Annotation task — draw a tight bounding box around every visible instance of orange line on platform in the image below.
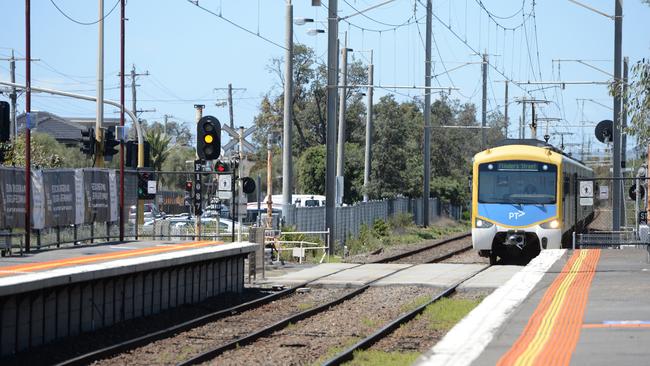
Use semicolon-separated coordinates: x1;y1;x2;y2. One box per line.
0;240;224;277
497;249;601;366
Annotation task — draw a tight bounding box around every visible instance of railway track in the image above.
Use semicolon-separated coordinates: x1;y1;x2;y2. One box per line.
49;234;476;366
321;267;489;366
372;232;473;264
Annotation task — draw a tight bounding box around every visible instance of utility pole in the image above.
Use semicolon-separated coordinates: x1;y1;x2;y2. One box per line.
25;0;32;252
520;97;526;139
363;50;374;202
95;0;105;168
423;0;432;227
282;0;294;216
481;52;487;148
163;114;174;135
267;133;273;229
228;83;234;129
127;64;150;117
325;0;338;252
337;32;350;183
504;80;509;138
119;0;125;242
0;51;34;137
612;0;622;231
621;56;628;168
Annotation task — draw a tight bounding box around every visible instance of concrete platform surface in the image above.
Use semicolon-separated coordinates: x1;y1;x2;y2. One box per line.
458;265;522;290
374;264;487;288
263;263;360;285
418;248;650;366
0;240;257;296
312;263;410;287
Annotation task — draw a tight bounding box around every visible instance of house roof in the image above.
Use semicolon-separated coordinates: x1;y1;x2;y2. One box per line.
16;112;119;142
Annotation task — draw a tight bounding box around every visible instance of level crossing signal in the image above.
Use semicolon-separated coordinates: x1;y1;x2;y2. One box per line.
197;116;221;160
80;127;95;156
103;127;120;160
214;159;231;173
137;170;155;200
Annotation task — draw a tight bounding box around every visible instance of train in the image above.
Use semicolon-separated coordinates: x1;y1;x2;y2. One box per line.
471;139;594;264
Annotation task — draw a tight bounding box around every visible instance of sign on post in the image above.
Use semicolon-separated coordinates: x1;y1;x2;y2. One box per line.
579;180;593;206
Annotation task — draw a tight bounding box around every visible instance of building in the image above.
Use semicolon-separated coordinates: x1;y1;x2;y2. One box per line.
16;111;119;146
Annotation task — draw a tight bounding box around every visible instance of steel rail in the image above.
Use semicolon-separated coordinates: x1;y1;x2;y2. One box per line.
321;265;490;366
178;240;476;365
371;232;471;263
54;264;362;366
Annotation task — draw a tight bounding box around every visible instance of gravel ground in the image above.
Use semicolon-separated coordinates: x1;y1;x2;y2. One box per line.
205;286;439;366
369;290;489;354
345;233;470;264
440;245;490;264
92;287;350;366
0;289;271;366
390;236;474;264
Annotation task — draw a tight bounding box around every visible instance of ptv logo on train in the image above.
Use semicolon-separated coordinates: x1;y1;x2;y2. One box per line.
508;210;526;220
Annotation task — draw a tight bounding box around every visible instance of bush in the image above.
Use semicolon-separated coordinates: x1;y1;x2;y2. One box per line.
372;219;389;237
389;213;413;231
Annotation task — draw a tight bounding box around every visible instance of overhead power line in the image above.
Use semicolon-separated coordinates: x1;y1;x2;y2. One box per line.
186;0;287;50
50;0;120;26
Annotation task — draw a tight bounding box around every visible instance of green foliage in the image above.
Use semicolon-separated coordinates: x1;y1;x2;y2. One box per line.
617;59;650;145
161;145;196;190
422;297;483;331
297;145;326;195
347;350;421;366
145;129;172;172
2;132;91;168
372;219;389;237
430;176;470;205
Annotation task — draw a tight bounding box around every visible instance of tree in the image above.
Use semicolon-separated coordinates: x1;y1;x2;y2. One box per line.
145;129;172;172
620;59;650;144
1;133;91;168
161;145;196;190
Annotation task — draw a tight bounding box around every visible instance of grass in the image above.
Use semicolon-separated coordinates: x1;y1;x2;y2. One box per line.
345;350;421;366
296;302;314;311
346;296;483;365
311;337;361;366
360;316;380;328
345;215;469;257
399;295;432;313
422;297;483;331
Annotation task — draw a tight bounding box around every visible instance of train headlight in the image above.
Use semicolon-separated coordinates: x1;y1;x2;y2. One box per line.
475;218;494;228
540;219;560;229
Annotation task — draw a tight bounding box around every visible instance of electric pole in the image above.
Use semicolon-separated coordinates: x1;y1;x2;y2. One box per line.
337;32;350;184
325;0;339;252
0;51;35;138
128;64;150;117
228;83;234;129
283;0;294;216
96;0;105;168
612;0;623;231
622;56;628;168
520;97;526;139
363;50;374;202
504;80;509;138
423;0;432;227
481;52;487;149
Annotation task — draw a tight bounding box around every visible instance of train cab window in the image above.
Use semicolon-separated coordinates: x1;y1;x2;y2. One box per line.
478;160;557;205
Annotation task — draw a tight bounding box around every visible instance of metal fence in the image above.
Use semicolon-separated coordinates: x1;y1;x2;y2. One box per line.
282;196;461;245
575;176;650;248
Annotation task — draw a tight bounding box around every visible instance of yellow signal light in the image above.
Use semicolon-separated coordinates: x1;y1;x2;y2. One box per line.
204;134;214;144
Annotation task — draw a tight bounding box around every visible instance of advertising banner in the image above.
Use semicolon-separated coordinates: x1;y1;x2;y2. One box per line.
83;169;117;223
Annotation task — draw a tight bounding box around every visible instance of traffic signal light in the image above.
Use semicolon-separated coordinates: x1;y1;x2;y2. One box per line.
80;127;95;156
126;140;151;168
137;170;156;199
0;101;9;143
103;127;120;160
242;177;256;194
197;115;221;160
214;159;231;173
185;180;193;192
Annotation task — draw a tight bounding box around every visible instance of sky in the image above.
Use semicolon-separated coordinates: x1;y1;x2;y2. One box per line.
1;0;649;159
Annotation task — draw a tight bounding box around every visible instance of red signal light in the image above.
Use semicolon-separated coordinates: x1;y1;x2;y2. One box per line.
216;161;227;172
185;181;193;191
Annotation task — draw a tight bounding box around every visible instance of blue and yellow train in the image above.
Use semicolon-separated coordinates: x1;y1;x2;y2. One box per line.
471;140;594;264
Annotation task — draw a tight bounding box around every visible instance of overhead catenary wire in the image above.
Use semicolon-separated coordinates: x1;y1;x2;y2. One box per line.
50;0;120;26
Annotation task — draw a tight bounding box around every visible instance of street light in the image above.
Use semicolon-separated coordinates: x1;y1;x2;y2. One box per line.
307;29;325;36
294;17;314;25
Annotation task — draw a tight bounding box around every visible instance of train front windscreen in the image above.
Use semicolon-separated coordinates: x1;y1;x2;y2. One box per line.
478;160;557;205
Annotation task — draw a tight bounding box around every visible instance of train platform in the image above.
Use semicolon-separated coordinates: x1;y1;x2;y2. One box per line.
0;239;257;356
417;247;650;366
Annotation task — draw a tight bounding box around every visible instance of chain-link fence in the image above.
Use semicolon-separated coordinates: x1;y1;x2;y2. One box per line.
575;176;649;248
